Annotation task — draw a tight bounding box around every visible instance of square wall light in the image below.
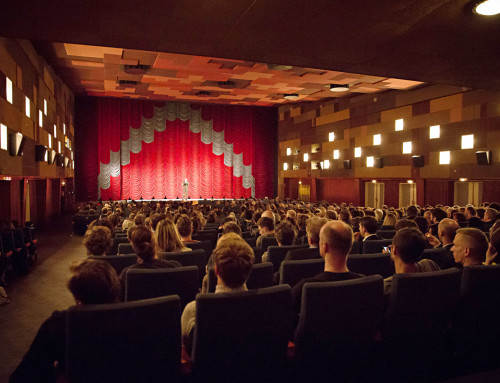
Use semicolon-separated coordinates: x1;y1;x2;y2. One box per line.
430;125;440;139
324;159;330;169
286;147;291;156
366;156;374;167
373;134;381;145
1;124;7;150
395;119;404;131
403;141;412;154
439;151;450;165
283;163;288;171
329;132;335;142
333;150;340;159
354;147;361;158
44;99;47;115
39;110;43;127
462;134;474;149
6;77;13;104
303;153;309;162
25;97;30;118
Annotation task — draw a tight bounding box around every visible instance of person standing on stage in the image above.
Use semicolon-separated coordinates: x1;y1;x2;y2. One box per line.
182;179;189;200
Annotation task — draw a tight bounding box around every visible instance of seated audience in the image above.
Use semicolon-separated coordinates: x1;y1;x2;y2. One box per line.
356;216;381;242
262;220;297;262
120;225;181;286
181;233;255;352
156;219;192;253
122;213;136;230
380;212;397;230
284;217;327;261
395;218;418;231
465;206;483;229
83;226;113;256
429;208;447;235
483;208;499;232
384;228;440;295
10;260;121;383
423;218;459;269
176;215;199;244
451;227;489;267
291;221;364;315
485;229;500;265
256;216;275;248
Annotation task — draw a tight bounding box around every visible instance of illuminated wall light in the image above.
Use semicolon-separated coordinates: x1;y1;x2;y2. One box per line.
6;77;13;104
371;180;377;183
407;180;414;184
54;124;57;138
58;141;61;153
39;110;43;127
459;178;468;182
439;151;451;165
298;180;302;185
329;132;335;142
63;123;66;135
474;0;500;16
402;141;412;154
44;150;48;162
333;149;340;159
430;125;440;139
354;147;361;158
286;147;291;156
72;160;75;169
48;134;52;149
25;97;30;118
0;124;7;151
71;151;73;160
324;159;330;169
366;156;375;167
303;153;309;162
44;99;47;115
461;134;474;149
373;134;381;145
283;162;288;171
395;118;404;131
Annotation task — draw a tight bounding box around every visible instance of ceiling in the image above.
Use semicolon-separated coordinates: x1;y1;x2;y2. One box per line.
1;0;499;105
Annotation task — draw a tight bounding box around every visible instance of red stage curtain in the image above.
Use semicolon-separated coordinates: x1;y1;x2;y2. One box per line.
75;98;276;201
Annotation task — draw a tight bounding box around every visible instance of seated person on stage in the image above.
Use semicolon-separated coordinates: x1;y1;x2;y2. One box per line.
291;221;364;315
181;233;255;353
10;260;121;383
284;217;328;261
354;216;382;243
451;227;489;267
256;217;275;248
120;225;181;287
176;215;200;244
83;226;113;256
262;220;297;263
384;228;440;296
156;219;192;254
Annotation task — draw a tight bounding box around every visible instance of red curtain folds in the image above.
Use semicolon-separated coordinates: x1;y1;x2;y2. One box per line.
75;97;276;201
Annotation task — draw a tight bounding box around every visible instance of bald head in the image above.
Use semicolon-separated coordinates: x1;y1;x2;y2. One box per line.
438;218;459;244
319;221;353;257
261;210;275;222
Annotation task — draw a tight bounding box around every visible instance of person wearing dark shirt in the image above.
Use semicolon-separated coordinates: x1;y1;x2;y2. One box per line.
10;260;121;383
292;221;364;315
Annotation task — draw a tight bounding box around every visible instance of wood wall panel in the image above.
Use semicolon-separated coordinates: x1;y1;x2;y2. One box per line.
316;178;361;205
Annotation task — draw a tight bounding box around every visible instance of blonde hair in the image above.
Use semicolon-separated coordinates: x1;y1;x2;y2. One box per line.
156;219;186;253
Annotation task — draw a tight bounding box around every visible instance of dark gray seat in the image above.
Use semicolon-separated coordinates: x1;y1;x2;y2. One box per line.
118;242;134;255
362;239;392;254
88;254;137;275
279;258;325;286
347;253;395;279
206;262;274;293
160;249;206;285
266;244;308;272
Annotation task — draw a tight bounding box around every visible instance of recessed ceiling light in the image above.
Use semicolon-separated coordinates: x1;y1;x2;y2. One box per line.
284;93;299;100
473;0;500;15
330;84;349;92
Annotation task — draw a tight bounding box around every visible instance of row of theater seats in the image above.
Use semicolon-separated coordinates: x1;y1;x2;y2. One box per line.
0;226;37;279
62;265;500;382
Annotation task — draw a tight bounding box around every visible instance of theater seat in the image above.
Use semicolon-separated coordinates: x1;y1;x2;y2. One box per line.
160;249;206;286
88;254;137;275
362;239;392;254
266;244;308;272
347;253;395;279
279;258;325;287
66;296;181;383
191;285;293;382
118;243;134;255
206;263;274;293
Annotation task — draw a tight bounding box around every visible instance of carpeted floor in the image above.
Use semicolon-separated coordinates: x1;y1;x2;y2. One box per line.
0;216;87;382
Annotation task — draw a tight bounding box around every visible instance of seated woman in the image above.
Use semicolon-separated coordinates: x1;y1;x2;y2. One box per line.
119;225;181;286
156;219;192;254
379;212;397;230
83;226;113;256
10;260;121;383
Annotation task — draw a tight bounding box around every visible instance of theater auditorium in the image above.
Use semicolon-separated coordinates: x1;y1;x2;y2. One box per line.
1;1;500;382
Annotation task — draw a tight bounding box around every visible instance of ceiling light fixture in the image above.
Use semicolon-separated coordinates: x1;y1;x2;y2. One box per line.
283;93;299;100
330;84;349;92
473;0;500;15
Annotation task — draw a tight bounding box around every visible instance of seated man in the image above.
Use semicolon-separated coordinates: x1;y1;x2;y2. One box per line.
429;208;447;236
356;216;382;243
291;221;364;315
256;216;275;248
451;227;489;267
423;218;460;269
485;228;500;265
384;228;440;296
176;214;199;244
10;260;121;383
262;220;297;263
483;208;499;232
181;233;255;352
285;216;328;261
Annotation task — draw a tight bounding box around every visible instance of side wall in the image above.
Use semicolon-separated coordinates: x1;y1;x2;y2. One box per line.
278;85;500;206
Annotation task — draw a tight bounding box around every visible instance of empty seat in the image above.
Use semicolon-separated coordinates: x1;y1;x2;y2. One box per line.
279;258;325;287
88;254;137;275
66;296;181;383
125;266;198;309
191;285;293;382
362;239;393;254
294;275;384;381
206;262;274;293
347;253;395;279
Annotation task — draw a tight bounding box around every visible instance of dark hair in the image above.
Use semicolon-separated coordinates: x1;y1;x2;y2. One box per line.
176;215;193;237
222;221;242;236
83;226;113;256
406;205;419;218
413;216;429;234
392;228;426;264
431;208;447;222
275;221;297;246
257;217;274;231
395;218;418;231
128;225;156;260
359;216;378;234
67;260;120;304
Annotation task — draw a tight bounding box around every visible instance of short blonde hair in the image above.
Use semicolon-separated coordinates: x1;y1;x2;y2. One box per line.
214;233;255;288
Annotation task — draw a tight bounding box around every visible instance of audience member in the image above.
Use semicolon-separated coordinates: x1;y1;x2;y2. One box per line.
176;215;199;244
181;233;254;353
256;217;275;248
122;213;136;230
380;213;397;230
10;260;121;382
394;218;418;231
485;229;500;265
451;228;489;267
356;216;381;242
83;226;113;256
384;228;440;295
423;218;459;269
156;219;192;253
483;208;499;232
262;220;297;262
429;208;447;235
291;221;364;315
